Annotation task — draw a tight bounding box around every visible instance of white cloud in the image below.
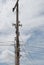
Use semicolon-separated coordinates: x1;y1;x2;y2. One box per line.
20;0;44;29
0;49;15;63
0;0;44;65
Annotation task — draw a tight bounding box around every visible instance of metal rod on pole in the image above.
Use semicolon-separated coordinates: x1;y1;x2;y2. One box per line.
12;0;22;65
15;0;20;65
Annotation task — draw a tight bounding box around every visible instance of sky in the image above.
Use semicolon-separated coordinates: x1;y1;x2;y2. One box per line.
0;0;44;65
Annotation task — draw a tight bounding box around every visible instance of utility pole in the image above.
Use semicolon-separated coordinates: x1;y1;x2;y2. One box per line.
12;0;22;65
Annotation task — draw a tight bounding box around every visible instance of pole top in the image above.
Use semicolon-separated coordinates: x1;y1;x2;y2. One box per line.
12;0;19;12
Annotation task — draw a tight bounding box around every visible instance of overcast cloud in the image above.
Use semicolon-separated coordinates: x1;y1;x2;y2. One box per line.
0;0;44;65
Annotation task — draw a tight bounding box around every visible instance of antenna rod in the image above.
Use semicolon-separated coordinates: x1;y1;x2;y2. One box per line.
15;0;20;65
12;0;22;65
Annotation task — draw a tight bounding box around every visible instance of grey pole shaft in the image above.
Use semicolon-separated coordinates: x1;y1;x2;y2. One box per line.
15;0;20;65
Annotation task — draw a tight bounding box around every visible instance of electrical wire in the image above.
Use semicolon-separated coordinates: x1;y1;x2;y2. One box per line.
0;41;15;46
0;41;14;43
19;36;35;65
29;45;44;49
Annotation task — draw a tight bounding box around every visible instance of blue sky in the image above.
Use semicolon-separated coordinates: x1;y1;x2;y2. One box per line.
0;0;44;65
